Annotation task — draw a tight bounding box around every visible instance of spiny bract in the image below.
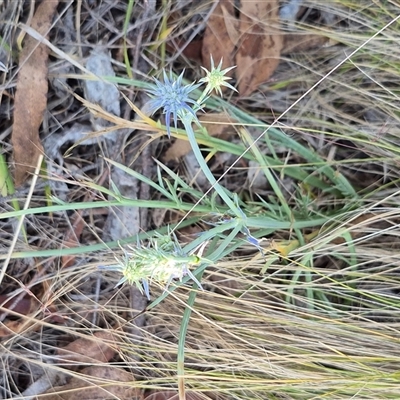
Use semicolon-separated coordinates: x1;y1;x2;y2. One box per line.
100;234;205;300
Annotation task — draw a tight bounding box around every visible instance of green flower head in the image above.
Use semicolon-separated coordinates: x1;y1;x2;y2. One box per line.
199;57;238;97
99;235;205;300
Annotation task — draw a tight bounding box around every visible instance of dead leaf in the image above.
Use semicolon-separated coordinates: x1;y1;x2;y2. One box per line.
201;0;237;78
0;293;41;338
163;139;192;162
202;0;282;96
164;113;238;162
12;0;59;185
167;39;203;63
61;212;85;268
57;331;116;367
43;366;141;400
199;112;238;138
0;320;27;338
236;1;283;95
282;33;331;54
145;391;203;400
151;207;168;228
0;294;36;315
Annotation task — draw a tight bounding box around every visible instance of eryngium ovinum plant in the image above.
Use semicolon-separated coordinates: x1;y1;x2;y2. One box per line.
100;59;265;300
98;58;266;299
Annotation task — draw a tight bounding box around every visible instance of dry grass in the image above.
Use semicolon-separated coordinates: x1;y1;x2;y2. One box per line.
1;1;400;399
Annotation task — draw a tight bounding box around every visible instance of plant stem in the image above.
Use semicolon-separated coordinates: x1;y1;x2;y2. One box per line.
182;115;243;218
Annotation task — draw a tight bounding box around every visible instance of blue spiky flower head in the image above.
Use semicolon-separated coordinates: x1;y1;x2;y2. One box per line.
147;70;201;137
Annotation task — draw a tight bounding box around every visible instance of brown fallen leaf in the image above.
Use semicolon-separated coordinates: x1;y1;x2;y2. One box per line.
0;294;37;315
163;138;192;162
145;391;203;400
282;33;331;55
60;212;85;269
202;0;282;96
201;0;237;81
167;39;203;63
0;319;27;338
199;112;238;138
12;0;59;186
43;366;141;400
163;112;238;162
236;0;283;96
57;331;117;367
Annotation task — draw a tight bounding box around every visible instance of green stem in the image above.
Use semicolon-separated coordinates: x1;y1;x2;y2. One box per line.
182;115;242;218
176;224;242;400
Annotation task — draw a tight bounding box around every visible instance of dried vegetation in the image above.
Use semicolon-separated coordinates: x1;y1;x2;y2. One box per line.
1;1;400;399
